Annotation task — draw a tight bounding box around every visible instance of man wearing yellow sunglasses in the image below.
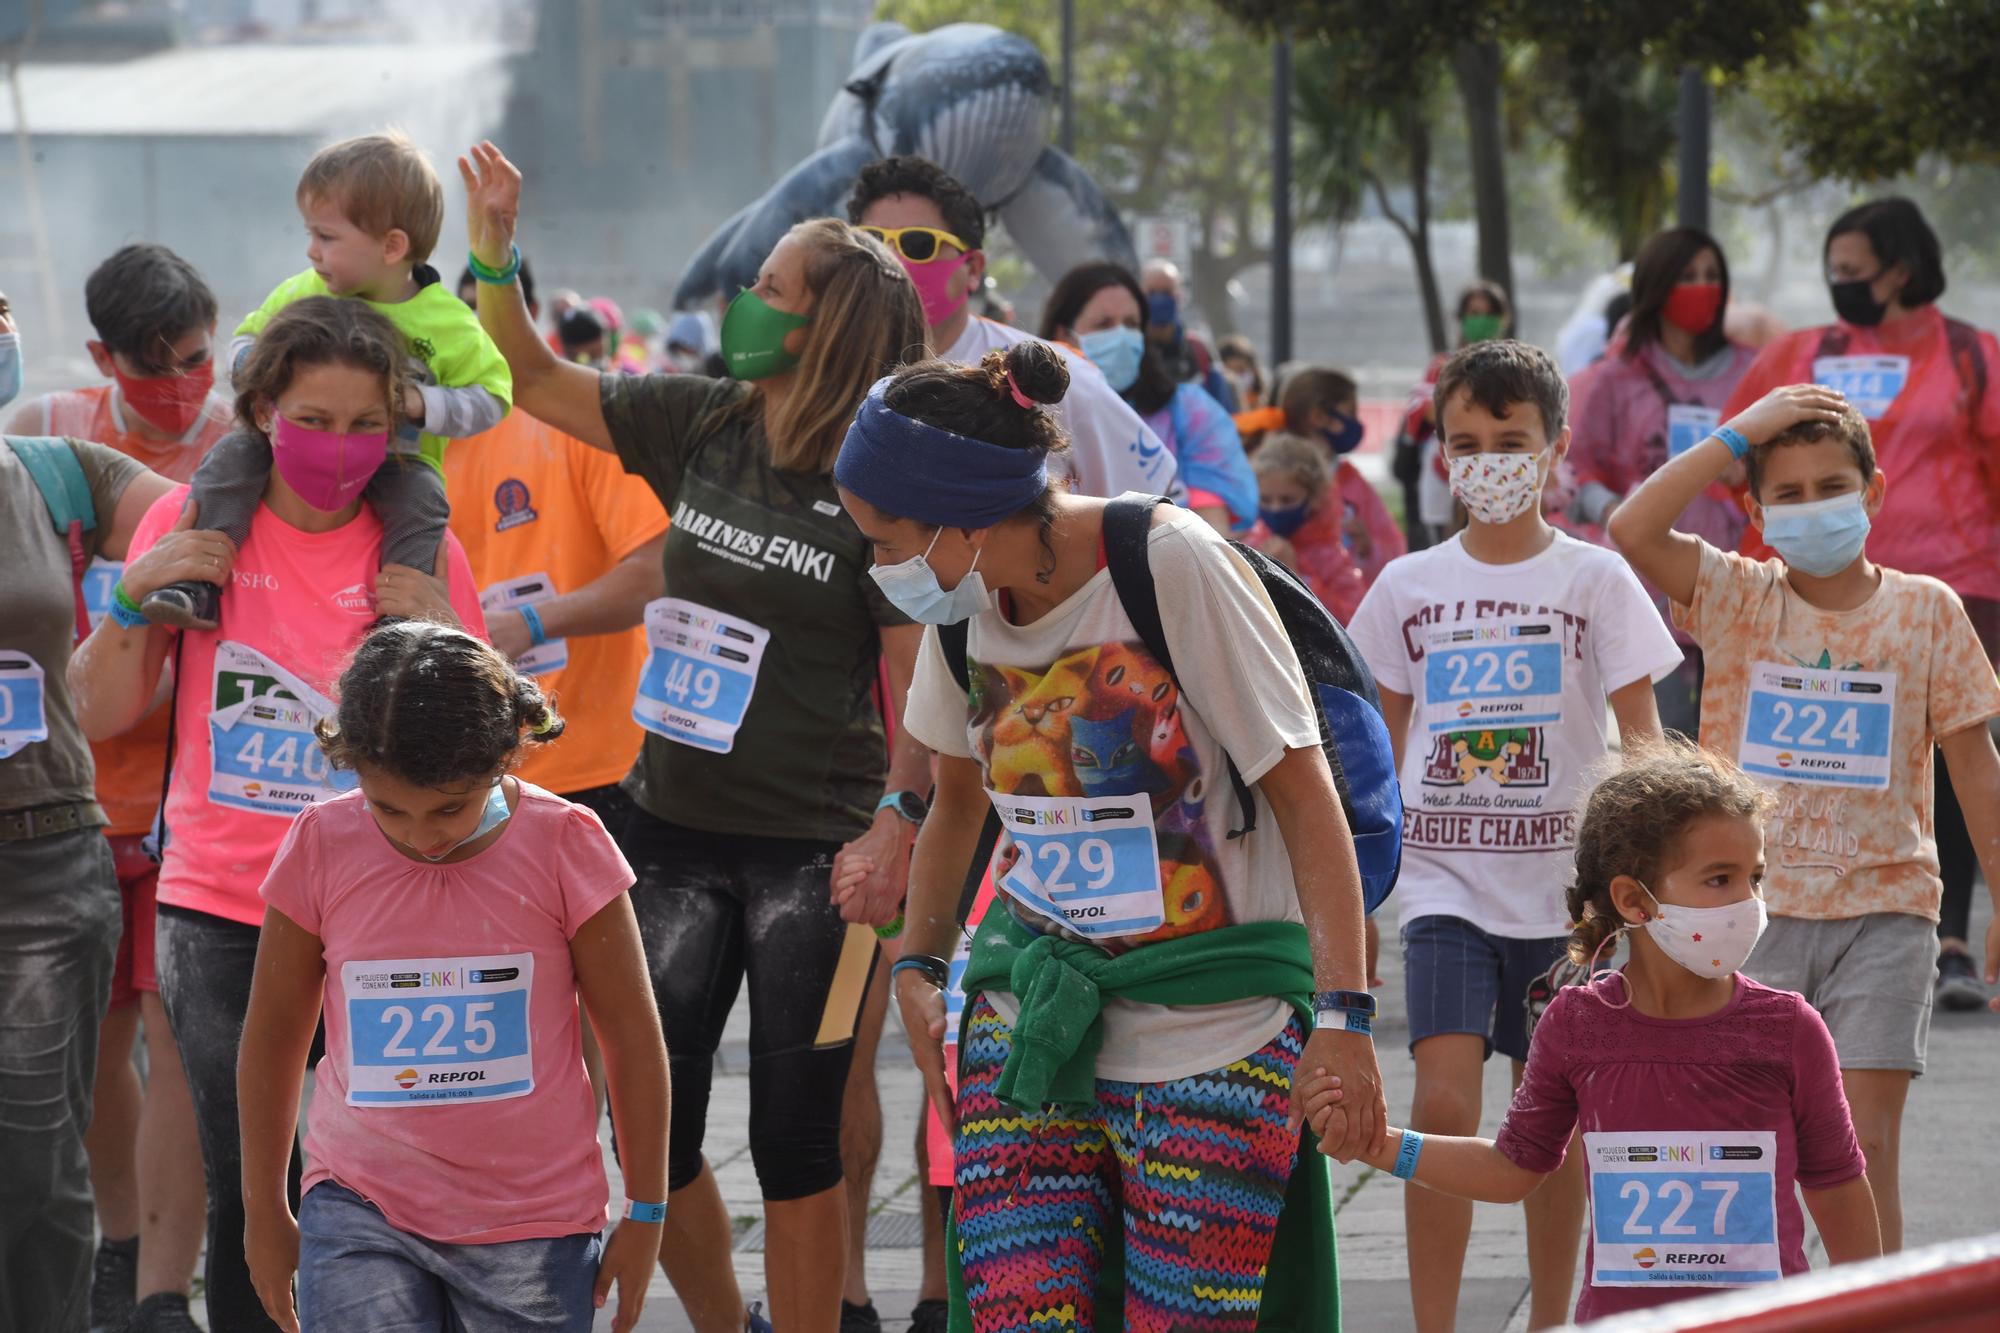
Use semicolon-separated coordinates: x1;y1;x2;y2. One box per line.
847;157;1181;505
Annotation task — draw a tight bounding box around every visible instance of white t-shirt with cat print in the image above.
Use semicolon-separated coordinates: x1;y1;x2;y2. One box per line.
904;504;1319;1083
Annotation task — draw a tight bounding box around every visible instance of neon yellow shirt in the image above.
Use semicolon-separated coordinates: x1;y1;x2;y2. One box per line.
237;269;513;472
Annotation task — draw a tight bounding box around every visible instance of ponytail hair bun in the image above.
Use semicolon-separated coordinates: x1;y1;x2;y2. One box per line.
997;340;1070;410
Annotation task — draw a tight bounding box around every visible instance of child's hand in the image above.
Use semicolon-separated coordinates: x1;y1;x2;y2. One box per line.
403;385;425;425
459;141;522;272
245;1205;302;1333
1286;1065;1346;1138
1723;383;1849;450
375;564;456;624
593;1219;660;1333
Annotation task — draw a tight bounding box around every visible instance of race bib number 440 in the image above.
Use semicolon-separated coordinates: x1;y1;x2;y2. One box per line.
633;598;769;754
987;790;1164;940
342;953;534;1106
1739;662;1894;790
1586;1131;1780;1288
207;641;356;815
1423;617;1565;733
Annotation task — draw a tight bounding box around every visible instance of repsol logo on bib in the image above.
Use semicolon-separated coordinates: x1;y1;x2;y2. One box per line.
671;501;837;582
1664;1253;1729;1265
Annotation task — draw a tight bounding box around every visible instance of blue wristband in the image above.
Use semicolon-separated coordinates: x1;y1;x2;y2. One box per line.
518;604;547;647
624;1199;667;1224
107;591;148;630
1392;1130;1424;1181
1713;425;1750;460
1316;1006;1373;1036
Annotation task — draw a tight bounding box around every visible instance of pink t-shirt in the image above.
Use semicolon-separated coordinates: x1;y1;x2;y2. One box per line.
261;783;634;1244
1495;974;1864;1323
127;487;488;926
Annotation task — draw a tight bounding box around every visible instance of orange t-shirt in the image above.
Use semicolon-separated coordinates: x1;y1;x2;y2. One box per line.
19;385;236;834
445;410;668;797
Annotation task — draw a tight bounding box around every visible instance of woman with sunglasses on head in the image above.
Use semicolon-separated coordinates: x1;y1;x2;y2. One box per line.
1720;197;2000;1017
1039;261;1259;535
461;142;932;1333
1565;227;1757;738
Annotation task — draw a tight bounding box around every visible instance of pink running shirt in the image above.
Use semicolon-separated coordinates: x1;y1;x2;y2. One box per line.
262;783;634;1244
126;487;487;926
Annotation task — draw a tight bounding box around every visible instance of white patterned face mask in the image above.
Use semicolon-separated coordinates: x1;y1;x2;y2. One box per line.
1448;449;1546;525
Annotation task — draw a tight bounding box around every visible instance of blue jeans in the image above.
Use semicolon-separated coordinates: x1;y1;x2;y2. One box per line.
297;1182;602;1332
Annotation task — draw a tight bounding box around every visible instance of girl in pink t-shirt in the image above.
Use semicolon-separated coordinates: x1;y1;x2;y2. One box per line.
237;621;668;1333
1299;743;1883;1324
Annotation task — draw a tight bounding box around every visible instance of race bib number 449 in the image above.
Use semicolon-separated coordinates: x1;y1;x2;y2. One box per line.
1739;662;1894;790
633;598;769;754
1587;1131;1780;1288
342;953;534;1106
1422;617;1565;733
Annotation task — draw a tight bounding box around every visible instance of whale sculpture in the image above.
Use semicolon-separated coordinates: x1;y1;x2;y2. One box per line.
674;20;1139;310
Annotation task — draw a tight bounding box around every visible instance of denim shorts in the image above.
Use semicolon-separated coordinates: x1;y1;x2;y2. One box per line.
297;1181;603;1332
1402;913;1568;1061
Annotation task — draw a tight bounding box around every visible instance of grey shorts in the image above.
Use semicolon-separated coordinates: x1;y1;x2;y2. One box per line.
1746;913;1938;1074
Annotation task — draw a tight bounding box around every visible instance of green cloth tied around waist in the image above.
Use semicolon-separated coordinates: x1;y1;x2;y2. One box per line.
957;908;1317;1114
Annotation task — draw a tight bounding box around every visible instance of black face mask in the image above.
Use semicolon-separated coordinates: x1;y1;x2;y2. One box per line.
1830;275;1889;328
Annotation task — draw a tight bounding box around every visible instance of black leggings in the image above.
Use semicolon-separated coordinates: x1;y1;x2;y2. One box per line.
156;905;320;1333
619;808;872;1202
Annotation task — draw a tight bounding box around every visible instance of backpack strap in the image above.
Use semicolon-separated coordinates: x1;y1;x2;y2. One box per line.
932;618;999;924
7;436;97;640
938;620;971;694
1943;316;1989;409
1102;494;1260;838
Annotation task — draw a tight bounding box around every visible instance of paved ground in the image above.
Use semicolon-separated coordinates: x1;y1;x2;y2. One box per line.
627;889;1999;1332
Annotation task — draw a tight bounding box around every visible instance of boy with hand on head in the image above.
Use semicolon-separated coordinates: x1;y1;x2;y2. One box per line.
142;130;511;628
1608;383;2000;1253
1347;339;1683;1333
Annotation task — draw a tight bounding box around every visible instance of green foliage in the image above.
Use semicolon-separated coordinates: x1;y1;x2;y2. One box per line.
1756;0;2000;180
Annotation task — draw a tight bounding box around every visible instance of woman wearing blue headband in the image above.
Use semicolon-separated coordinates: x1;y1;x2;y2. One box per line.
837;339;1377;1332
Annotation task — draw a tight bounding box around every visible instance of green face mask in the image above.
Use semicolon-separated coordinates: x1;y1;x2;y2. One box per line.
1461;312;1504;344
720;288;810;381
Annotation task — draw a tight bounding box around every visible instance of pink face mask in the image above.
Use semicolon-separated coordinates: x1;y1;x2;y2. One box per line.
269;412;389;512
900;250;972;327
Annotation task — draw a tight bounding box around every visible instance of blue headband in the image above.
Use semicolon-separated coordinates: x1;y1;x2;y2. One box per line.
834;378;1050;528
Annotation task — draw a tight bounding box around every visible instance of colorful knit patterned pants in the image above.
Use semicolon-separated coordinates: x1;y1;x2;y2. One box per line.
953;996;1305;1333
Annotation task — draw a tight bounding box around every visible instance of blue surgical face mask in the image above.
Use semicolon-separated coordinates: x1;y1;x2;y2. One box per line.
1145;291;1179;330
1079;326;1145;394
418;780;512;862
0;332;21;411
1760;492;1871;577
869;526;993;626
1319;412;1365;456
1259;502;1310;537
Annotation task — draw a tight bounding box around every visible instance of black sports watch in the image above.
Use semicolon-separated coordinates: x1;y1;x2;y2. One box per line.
876;790;929;825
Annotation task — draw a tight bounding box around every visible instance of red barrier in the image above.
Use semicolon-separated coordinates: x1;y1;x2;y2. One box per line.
1574;1232;2000;1331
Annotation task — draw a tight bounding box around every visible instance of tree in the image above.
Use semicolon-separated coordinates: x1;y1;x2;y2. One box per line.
1757;0;2000;180
881;0;1275;334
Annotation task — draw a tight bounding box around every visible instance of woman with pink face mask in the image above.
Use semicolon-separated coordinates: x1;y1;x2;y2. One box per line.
68;295;488;1333
1566;228;1759;737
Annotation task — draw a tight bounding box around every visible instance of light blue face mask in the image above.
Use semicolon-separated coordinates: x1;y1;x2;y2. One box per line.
418;780;512;862
1079;325;1145;394
868;526;992;626
0;332;21;412
1760;492;1871;577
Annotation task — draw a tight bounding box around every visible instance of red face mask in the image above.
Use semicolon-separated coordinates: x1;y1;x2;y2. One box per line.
1661;283;1724;336
115;357;215;435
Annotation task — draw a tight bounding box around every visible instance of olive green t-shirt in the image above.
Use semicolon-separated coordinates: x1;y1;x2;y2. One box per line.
601;374;908;841
1;437;146;817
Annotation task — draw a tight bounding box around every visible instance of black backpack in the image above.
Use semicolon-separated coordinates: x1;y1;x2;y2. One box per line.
939;495;1402;915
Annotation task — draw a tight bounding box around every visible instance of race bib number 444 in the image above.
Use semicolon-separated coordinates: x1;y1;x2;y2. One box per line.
1586;1131;1780;1288
1739;662;1894;790
1423;617;1565;733
1813;355;1908;420
987;790;1164;940
342;953;534;1106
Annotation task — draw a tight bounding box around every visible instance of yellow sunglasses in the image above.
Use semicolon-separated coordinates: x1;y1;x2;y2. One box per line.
857;224;970;264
